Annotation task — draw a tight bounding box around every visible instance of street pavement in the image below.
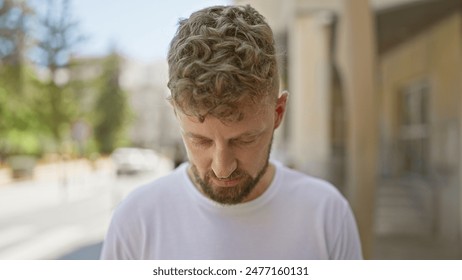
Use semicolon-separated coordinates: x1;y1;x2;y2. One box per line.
0;157;173;260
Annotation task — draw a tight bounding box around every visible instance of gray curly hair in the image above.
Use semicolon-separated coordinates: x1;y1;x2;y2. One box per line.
167;5;279;122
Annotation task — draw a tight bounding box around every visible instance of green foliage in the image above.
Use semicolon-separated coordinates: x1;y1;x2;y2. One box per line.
3;130;42;156
93;53;132;154
0;0;30;156
0;66;44;157
0;0;84;157
1;0;133;159
32;78;78;143
0;0;30;66
31;0;84;149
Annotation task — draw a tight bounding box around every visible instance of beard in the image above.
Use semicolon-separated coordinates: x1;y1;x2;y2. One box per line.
190;138;273;205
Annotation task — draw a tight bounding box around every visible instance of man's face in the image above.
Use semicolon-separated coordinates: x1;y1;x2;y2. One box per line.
176;94;287;205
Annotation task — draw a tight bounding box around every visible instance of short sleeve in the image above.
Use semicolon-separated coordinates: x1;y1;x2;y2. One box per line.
328;202;363;259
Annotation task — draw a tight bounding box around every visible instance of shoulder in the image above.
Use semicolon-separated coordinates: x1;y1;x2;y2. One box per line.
277;163;345;199
274;163;362;259
274;162;349;211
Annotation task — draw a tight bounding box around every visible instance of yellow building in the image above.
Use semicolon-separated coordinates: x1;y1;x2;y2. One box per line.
235;0;462;259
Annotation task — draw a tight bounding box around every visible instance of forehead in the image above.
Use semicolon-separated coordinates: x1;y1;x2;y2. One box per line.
173;92;276;122
177;103;273;138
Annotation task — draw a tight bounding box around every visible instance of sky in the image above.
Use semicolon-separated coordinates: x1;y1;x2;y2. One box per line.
69;0;231;63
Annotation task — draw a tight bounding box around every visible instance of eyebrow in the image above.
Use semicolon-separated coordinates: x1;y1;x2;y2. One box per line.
184;132;209;139
231;130;264;140
183;129;265;140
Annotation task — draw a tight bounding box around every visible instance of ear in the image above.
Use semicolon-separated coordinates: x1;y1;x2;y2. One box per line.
274;91;288;129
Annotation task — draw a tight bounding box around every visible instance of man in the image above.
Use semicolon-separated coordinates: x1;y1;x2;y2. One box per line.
100;4;362;260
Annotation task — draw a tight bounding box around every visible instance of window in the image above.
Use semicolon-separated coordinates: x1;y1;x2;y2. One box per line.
398;80;430;176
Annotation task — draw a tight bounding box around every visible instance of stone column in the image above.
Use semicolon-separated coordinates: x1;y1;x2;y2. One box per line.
336;0;378;259
456;6;462;256
288;11;334;180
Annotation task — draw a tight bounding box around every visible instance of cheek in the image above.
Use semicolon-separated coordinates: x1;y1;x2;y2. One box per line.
237;141;272;174
184;142;211;169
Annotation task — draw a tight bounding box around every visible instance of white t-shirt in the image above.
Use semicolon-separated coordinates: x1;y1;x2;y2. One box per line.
100;161;362;259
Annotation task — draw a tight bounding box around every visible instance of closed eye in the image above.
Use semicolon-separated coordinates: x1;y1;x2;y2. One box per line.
190;137;213;147
231;137;257;146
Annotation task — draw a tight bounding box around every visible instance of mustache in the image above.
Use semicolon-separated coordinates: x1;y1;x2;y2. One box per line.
206;168;247;180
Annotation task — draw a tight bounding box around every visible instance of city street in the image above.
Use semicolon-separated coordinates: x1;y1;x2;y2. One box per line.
0;157;173;260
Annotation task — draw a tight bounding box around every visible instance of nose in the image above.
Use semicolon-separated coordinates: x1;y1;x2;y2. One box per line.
211;145;237;179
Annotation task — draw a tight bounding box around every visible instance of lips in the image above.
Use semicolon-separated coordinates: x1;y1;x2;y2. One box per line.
211;177;242;187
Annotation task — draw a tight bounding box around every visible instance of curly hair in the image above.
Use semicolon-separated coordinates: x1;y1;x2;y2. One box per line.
167;5;279;122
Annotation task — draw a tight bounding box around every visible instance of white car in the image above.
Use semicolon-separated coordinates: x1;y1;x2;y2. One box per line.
111;147;159;175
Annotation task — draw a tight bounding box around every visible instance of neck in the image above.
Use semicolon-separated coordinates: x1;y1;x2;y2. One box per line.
242;162;275;202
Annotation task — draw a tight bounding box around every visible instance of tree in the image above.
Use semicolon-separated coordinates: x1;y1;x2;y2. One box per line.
93;52;131;154
0;0;30;89
0;0;38;158
32;0;84;149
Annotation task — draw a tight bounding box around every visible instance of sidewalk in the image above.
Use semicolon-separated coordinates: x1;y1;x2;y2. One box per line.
0;168;10;185
372;179;462;259
58;242;103;260
374;234;461;259
0;157;113;187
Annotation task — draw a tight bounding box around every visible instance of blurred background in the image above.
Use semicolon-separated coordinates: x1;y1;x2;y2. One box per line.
0;0;461;260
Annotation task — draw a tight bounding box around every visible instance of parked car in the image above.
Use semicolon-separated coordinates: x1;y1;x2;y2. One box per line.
111;147;159;175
